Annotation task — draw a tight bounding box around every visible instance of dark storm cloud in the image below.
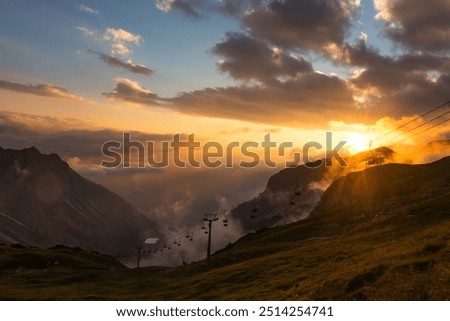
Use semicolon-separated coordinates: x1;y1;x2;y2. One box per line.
212;32;313;83
103;78;161;105
242;0;360;52
0;80;84;100
88;50;153;76
375;0;450;52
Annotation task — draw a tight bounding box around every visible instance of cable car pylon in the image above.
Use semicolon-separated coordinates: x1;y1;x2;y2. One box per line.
203;213;219;265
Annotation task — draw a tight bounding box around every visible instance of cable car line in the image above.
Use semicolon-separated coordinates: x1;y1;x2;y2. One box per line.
373;100;450;143
381;109;450;147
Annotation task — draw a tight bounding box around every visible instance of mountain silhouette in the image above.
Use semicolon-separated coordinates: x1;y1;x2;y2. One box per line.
0;146;155;255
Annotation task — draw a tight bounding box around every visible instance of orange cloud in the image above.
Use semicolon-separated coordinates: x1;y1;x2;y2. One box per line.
0;80;85;101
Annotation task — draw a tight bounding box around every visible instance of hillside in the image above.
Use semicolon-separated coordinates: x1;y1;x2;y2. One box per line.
0;146;155;256
231;147;394;231
313;156;450;214
0;244;127;300
2;156;449;300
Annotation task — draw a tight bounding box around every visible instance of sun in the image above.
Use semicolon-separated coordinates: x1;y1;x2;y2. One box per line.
346;132;371;154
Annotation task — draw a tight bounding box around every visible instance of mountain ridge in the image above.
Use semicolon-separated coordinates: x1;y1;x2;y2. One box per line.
312;156;450;215
230;146;394;230
0;146;156;256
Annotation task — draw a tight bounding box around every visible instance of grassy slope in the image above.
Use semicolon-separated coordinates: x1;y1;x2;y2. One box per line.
1;158;450;300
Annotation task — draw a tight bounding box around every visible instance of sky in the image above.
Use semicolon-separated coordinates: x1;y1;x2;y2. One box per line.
1;0;448;133
0;0;449;263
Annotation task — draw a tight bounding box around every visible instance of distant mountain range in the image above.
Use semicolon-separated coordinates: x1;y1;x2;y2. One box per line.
0;146;155;256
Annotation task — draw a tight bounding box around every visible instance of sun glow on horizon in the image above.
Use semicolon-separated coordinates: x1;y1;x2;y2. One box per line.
346;132;372;154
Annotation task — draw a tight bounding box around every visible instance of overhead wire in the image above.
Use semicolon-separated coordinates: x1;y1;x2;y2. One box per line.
372;100;450;144
366;101;450;151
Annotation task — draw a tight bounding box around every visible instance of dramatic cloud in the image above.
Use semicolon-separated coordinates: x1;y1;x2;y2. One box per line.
370;75;450;118
212;32;312;84
342;41;450;89
124;0;450;129
102;72;360;126
242;0;360;52
88;50;153;76
0;80;84;101
337;40;450;116
342;41;450;72
147;0;365;126
79;4;99;16
169;72;358;126
374;0;450;52
103;78;160;105
155;0;360;52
